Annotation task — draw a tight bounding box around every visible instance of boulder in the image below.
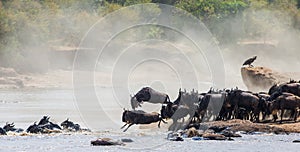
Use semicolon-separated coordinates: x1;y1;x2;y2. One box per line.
202;133;227;140
91;138;124;146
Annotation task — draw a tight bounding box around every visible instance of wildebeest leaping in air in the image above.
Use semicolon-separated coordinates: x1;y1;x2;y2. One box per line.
242;56;257;67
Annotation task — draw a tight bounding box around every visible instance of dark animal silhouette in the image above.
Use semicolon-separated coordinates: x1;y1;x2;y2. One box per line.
269;82;300;97
196;93;226;122
121;109;166;132
242;56;257;67
130;87;170;109
0;127;6;135
61;118;81;131
269;94;300;123
3;122;23;133
27;116;61;133
227;89;261;122
26;122;43;133
161;102;192;131
38;116;50;125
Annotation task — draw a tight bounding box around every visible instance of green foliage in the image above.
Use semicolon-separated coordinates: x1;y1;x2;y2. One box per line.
0;0;300;71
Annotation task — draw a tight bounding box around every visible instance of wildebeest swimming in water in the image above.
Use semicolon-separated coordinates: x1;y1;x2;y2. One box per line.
60;118;91;132
0;127;6;135
3;122;24;133
130;87;170;109
61;118;80;131
242;56;257;67
121;109;166;132
27;116;62;133
26;122;43;133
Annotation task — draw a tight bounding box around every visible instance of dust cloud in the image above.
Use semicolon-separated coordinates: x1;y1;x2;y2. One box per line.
1;3;299;92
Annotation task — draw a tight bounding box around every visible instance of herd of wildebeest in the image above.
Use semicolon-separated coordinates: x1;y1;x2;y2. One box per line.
0;116;90;135
122;79;300;132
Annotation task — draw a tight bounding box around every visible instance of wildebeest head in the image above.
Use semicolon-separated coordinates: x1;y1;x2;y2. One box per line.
130;95;141;110
38;116;50;125
122;109;129;123
26;122;40;133
61;118;78;131
3;122;15;132
160;105;167;119
268;83;280;95
160;103;175;119
61;118;71;129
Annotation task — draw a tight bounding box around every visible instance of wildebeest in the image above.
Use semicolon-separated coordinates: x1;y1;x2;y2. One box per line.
268;81;300;97
227;89;262;122
27;116;62;133
121;109;166;132
130;87;170;109
160;89;201;130
61;118;81;131
38;116;61;130
269;94;300;123
0;127;6;135
3;122;24;133
26;122;43;133
242;56;257;67
197;92;226;122
161;102;192;131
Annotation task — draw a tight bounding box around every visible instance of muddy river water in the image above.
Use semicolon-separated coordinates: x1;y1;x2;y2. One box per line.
0;89;299;152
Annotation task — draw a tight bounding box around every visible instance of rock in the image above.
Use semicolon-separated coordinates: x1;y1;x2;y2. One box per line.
167;132;184;141
292;139;300;143
221;130;242;138
208;126;227;133
168;136;184;141
241;66;288;92
202;133;227;140
186;127;200;137
121;138;134;143
91;138;124;146
191;137;204;141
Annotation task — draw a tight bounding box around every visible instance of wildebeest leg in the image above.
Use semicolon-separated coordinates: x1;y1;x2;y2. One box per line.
120;123;127;129
158;120;161;128
158;119;167;128
271;109;278;122
295;109;300;122
123;123;134;132
253;109;260;122
292;109;298;122
280;109;284;124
